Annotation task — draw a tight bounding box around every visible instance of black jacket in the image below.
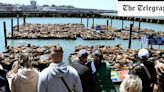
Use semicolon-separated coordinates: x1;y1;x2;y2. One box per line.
129;61;157;92
71;61;93;92
0;69;10;92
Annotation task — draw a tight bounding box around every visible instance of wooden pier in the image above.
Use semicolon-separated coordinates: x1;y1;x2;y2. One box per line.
0;11;164;24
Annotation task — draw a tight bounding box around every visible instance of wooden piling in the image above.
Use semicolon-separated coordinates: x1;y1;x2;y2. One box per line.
139;20;141;32
23;14;26;25
122;18;124;29
3;21;7;47
17;14;19;31
128;24;133;49
11;18;13;38
133;17;135;25
110;16;113;27
80;14;83;24
107;19;109;31
81;17;83;24
87;16;89;28
92;15;95;29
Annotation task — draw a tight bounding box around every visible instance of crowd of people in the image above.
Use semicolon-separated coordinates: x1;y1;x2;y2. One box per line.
0;45;163;92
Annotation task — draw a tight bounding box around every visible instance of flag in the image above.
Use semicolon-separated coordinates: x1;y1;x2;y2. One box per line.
141;36;148;44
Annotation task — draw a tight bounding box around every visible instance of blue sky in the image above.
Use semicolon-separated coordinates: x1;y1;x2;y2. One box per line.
1;0;117;10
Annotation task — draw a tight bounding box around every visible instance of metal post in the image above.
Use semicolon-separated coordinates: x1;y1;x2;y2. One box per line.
128;24;133;49
11;18;13;38
107;19;109;31
3;21;7;47
17;14;19;31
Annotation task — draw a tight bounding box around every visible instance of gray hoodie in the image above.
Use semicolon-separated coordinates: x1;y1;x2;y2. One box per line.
38;62;83;92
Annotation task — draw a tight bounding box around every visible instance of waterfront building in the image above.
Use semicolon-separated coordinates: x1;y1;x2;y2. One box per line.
0;3;17;11
30;0;37;9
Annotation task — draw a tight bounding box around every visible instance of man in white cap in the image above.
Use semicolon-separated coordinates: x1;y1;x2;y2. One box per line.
71;49;93;92
129;48;157;92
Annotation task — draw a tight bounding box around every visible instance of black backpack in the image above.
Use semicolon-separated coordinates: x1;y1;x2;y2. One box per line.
0;69;10;92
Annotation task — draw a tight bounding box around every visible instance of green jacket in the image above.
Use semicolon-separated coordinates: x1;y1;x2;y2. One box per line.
87;62;115;92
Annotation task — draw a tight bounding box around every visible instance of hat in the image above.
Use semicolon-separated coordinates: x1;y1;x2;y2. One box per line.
0;64;3;70
92;50;102;56
78;49;88;58
138;48;149;59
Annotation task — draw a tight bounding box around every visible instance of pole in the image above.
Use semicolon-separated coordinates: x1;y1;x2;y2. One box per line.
110;16;113;27
92;15;95;29
17;14;19;31
23;14;26;25
139;20;141;33
87;16;89;28
11;18;13;38
107;19;109;31
81;16;83;24
122;18;124;29
3;21;7;47
128;24;133;49
133;17;135;25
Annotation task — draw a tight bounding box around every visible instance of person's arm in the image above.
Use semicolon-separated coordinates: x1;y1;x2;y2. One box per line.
37;73;46;92
11;77;15;92
73;72;83;92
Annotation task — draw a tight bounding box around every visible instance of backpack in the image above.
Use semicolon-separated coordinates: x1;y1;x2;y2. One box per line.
140;64;161;92
0;70;10;92
129;62;161;92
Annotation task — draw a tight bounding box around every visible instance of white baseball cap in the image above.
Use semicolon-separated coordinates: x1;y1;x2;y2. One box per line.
138;48;149;59
78;49;89;58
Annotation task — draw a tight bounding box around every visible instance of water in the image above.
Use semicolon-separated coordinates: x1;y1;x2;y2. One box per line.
0;17;164;63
